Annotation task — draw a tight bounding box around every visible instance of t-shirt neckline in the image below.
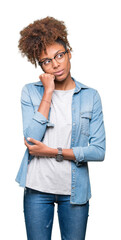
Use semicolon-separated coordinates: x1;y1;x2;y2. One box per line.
53;87;75;92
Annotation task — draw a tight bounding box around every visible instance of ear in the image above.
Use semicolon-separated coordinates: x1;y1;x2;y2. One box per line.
67;49;72;60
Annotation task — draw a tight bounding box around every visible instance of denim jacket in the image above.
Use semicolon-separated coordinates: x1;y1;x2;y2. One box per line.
15;77;106;205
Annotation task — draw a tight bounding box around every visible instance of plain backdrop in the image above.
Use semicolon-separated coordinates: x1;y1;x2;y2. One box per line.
0;0;121;239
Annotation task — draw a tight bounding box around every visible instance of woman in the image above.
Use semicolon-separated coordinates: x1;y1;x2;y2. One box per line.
15;16;106;240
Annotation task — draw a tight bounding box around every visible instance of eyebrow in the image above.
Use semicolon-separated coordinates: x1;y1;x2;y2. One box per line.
39;49;63;62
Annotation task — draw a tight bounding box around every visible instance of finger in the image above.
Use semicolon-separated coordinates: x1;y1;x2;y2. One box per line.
27;137;39;144
24;139;27;145
39;74;44;80
24;139;29;147
24;137;31;148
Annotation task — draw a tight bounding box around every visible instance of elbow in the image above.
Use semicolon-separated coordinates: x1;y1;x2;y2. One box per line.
100;152;105;161
101;150;106;161
94;137;106;162
97;147;106;162
23;130;33;145
23;128;37;145
99;140;106;162
23;129;30;141
23;127;45;143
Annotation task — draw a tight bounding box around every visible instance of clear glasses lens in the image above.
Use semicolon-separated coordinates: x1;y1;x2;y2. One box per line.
56;52;65;60
43;59;51;67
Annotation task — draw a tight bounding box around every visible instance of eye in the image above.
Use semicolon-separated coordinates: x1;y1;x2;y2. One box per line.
56;52;64;59
43;59;51;66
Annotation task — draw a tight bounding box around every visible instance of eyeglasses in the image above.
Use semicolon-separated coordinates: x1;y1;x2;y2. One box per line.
38;50;68;69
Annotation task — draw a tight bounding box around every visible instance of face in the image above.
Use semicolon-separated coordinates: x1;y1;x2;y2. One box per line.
39;42;71;81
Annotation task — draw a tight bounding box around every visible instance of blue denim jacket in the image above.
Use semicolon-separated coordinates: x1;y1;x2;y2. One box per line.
15;77;106;205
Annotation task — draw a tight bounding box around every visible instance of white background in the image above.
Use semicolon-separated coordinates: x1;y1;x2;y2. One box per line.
0;0;121;239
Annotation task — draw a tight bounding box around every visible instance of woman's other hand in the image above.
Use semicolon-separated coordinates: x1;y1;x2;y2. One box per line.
24;137;50;157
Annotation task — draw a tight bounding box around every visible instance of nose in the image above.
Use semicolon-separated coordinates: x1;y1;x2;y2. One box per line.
52;58;60;68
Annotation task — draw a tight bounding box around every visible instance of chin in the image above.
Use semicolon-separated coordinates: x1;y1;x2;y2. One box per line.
55;77;65;82
55;73;68;81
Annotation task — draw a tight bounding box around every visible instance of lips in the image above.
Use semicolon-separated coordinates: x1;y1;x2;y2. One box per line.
54;69;64;76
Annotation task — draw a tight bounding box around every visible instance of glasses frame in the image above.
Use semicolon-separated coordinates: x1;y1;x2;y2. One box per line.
38;49;69;67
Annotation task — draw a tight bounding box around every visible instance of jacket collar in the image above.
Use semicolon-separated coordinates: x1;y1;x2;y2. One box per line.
34;76;89;93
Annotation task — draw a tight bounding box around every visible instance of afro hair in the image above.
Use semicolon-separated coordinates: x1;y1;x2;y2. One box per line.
18;16;72;67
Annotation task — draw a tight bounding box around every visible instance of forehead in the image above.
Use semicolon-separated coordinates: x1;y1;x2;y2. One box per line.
40;42;65;59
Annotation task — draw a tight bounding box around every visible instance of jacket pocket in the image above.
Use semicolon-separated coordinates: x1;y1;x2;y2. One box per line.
80;111;92;137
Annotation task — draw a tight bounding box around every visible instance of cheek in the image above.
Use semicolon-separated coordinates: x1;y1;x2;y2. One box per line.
43;68;50;73
64;60;71;72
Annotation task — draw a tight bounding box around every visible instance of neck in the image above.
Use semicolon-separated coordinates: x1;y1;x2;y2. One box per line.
54;72;75;90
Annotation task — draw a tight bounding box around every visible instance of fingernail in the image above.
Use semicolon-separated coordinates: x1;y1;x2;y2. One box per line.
27;137;30;141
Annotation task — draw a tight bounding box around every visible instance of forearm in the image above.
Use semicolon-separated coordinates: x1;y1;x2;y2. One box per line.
47;144;105;166
47;147;76;161
21;86;54;144
72;144;105;164
37;89;53;119
70;90;106;166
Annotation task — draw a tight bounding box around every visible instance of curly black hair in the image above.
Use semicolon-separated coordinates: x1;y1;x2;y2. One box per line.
18;16;72;68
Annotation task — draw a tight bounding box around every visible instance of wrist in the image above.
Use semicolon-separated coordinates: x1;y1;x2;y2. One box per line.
44;89;54;94
47;147;58;157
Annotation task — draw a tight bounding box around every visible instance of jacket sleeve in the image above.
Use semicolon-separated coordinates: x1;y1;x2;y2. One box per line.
72;90;106;167
21;84;49;144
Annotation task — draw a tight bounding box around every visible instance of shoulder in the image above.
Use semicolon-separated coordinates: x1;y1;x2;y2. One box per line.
24;81;41;88
74;78;103;107
21;80;42;92
75;78;97;95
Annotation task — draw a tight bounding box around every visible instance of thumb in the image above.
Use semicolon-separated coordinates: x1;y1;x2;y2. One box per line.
27;137;38;144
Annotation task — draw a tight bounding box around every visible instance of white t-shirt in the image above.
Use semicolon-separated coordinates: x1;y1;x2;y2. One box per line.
25;87;75;195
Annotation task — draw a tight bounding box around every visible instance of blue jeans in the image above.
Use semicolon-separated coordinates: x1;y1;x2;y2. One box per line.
23;187;89;240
